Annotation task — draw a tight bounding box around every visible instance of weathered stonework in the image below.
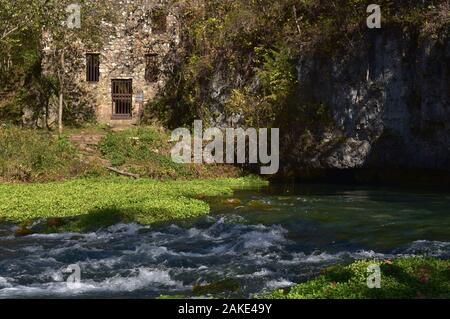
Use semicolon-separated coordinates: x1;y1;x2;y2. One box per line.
44;0;181;126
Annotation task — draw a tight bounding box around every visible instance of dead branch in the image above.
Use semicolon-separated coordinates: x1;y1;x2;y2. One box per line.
107;167;140;179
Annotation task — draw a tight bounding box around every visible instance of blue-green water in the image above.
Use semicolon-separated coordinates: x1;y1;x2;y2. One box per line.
0;184;449;298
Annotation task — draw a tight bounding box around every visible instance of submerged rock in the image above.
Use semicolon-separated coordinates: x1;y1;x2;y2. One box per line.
247;199;274;210
223;198;242;205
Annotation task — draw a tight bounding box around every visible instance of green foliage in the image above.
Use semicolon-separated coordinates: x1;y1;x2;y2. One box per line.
0;125;100;182
98;126;243;180
99;126;196;179
224;47;297;127
0;0;48;124
147;0;449;128
0;0;116;127
0;176;268;227
259;258;450;299
143;54;211;129
42;0;115;51
256;47;297;104
0;125;243;182
99;127;166;166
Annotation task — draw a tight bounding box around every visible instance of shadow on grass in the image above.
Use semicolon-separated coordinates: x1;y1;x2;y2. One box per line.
44;207;166;233
68;208;131;232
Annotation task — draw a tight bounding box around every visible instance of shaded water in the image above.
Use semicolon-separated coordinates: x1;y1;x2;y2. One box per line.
0;184;449;298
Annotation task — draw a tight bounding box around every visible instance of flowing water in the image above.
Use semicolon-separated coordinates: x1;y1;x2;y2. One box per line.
0;183;449;298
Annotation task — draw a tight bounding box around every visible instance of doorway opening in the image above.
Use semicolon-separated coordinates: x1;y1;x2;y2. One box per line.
111;79;133;119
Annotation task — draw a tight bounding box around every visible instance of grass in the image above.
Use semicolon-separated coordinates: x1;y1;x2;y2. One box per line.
99;126;167;169
0;176;267;231
0;125;262;232
0;125;103;182
99;126;241;180
0;125;242;183
259;258;450;299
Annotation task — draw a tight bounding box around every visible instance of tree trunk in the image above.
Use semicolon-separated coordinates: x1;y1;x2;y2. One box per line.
58;52;65;136
58;90;63;136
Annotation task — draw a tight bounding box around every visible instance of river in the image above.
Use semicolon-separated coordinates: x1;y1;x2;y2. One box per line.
0;183;449;298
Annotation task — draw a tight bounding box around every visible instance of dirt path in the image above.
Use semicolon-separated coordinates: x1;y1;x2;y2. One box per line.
69;133;109;166
69;132;140;178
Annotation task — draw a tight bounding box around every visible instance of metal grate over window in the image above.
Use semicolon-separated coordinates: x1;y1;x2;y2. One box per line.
112;79;133;118
86;53;100;82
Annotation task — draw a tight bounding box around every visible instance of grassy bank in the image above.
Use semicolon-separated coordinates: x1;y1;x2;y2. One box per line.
98;126;240;180
0;176;267;232
260;258;450;299
0;126;103;182
0;125;262;232
0;125;242;183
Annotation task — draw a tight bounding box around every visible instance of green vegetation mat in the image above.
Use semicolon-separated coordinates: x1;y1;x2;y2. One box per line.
0;176;267;230
260;258;450;299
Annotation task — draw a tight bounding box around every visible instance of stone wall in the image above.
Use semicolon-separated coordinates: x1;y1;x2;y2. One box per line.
43;0;181;126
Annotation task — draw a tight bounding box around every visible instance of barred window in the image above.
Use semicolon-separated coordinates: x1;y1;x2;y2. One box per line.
112;79;132;118
86;53;100;82
145;54;159;83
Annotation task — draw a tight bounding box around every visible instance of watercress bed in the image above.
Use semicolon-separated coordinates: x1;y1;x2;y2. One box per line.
0;176;267;231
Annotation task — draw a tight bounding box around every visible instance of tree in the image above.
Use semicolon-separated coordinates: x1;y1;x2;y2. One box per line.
0;0;115;128
41;0;115;135
0;0;42;88
0;0;42;42
0;0;46;124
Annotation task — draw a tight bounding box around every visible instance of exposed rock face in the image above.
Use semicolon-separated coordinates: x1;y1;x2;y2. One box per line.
199;28;450;182
285;29;449;177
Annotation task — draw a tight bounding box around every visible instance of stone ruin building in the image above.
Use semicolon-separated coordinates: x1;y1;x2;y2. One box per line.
42;0;181;127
